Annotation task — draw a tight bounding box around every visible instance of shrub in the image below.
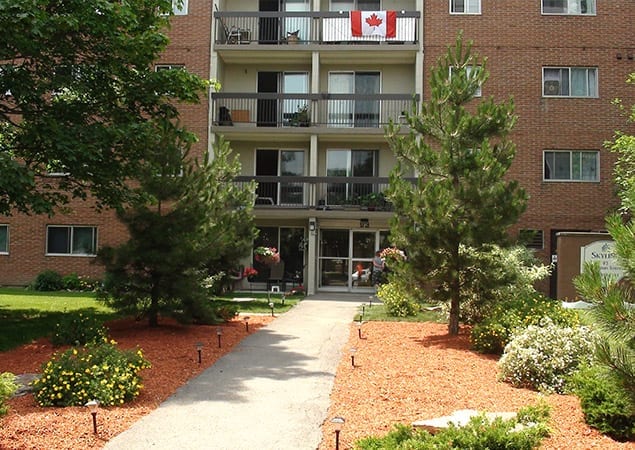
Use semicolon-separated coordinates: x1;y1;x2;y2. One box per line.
471;293;579;354
377;281;419;317
571;364;635;441
61;273;101;291
498;318;596;393
0;372;18;416
356;403;550;449
50;312;108;346
32;341;151;407
31;270;63;291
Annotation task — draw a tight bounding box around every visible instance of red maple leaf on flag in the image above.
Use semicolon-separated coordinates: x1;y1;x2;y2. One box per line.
365;13;383;28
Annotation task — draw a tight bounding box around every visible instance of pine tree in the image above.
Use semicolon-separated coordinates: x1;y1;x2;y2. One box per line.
385;33;527;335
98;133;257;327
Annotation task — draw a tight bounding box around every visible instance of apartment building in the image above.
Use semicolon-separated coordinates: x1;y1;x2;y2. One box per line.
1;0;633;298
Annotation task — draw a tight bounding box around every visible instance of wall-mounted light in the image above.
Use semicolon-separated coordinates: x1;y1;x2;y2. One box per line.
360;218;369;228
309;219;316;232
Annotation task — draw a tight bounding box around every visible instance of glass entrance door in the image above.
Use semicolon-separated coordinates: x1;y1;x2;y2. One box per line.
318;229;385;291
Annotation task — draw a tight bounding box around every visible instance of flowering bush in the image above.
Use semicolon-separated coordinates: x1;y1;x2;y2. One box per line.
254;246;280;265
498;317;597;393
243;267;258;278
380;246;406;262
0;372;17;416
32;340;151;407
377;281;418;317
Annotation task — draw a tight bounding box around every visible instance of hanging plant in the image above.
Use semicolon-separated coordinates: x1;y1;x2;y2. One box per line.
254;246;281;266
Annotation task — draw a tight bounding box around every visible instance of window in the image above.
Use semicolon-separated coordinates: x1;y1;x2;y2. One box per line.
255;149;305;205
450;66;482;97
543;67;597;97
172;0;188;15
450;0;481;14
519;229;544;250
0;225;8;254
330;0;380;11
542;0;595;15
46;226;97;256
544;150;599;181
326;149;377;205
328;72;380;127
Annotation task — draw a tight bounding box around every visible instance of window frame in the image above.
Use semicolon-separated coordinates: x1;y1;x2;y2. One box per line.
0;225;8;254
46;225;98;256
543;150;600;182
449;0;481;15
449;65;482;97
541;0;596;16
542;67;598;98
155;64;185;72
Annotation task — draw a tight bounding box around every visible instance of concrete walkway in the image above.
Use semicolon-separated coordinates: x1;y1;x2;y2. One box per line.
105;294;365;450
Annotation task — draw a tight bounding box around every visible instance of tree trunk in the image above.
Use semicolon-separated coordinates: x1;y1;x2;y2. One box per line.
448;242;461;335
148;282;160;327
448;289;460;335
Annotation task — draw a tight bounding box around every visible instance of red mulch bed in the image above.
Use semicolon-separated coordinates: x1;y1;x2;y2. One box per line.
1;318;633;449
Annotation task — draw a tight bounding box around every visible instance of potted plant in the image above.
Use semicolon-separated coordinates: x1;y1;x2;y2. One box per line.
360;192;385;210
290;104;310;127
254;246;280;266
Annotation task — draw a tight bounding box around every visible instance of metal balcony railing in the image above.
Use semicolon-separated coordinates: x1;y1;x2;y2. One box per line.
212;93;418;128
214;11;420;45
234;176;397;210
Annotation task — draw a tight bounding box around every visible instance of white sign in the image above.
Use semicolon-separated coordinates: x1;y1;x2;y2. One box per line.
580;240;625;280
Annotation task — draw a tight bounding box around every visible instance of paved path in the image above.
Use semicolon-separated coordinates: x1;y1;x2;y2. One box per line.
105;294;365;450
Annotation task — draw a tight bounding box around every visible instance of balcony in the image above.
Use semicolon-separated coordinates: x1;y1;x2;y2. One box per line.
214;11;420;47
212;93;418;129
234;176;400;212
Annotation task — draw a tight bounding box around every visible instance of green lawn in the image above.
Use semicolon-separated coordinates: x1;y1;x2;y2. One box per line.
0;288;303;352
0;288;119;352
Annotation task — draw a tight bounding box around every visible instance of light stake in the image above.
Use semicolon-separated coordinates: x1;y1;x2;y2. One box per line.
357;321;362;339
368;295;373;308
196;342;203;364
216;327;222;348
85;400;99;434
361;303;366;317
269;301;274;317
350;347;357;368
331;416;345;450
281;293;285;305
244;316;250;332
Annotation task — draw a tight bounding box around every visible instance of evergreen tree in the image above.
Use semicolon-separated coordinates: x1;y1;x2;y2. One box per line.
385;33;527;335
574;73;635;411
98;134;257;327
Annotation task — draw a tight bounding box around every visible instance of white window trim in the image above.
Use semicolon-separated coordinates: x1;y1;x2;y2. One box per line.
542;66;599;98
449;0;481;15
449;65;482;97
0;224;8;254
46;225;98;257
155;64;185;71
542;150;600;182
541;0;596;16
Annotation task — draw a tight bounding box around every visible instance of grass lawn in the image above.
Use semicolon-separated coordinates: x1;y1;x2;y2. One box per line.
0;288;304;352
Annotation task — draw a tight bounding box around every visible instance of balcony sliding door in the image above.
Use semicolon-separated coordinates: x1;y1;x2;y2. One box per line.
256;149;305;205
328;72;380;128
326;149;376;206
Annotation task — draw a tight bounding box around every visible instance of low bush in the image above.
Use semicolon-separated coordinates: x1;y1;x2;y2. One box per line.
377;281;419;317
50;312;108;346
356;403;550;449
0;372;18;416
570;364;635;441
471;294;579;354
61;273;101;292
31;270;64;291
498;318;596;393
32;341;151;407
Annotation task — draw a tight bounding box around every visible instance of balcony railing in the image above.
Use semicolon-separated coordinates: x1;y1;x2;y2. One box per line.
212;93;418;128
234;176;400;211
214;11;420;45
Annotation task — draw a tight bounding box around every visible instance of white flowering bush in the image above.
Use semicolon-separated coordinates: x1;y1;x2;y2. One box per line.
498;318;597;393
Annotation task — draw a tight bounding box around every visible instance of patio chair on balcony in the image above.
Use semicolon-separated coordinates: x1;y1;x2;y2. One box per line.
216;5;250;44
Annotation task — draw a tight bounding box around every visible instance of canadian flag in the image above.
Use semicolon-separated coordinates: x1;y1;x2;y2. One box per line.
350;10;397;38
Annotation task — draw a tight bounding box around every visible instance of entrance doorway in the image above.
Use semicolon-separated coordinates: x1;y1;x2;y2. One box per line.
318;229;389;292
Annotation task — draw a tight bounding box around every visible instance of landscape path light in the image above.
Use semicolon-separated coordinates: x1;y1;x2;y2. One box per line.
244;316;250;332
368;295;373;308
84;399;99;434
269;301;275;317
331;416;345;450
357;320;363;339
350;347;357;368
361;303;366;318
196;342;203;364
216;327;222;348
